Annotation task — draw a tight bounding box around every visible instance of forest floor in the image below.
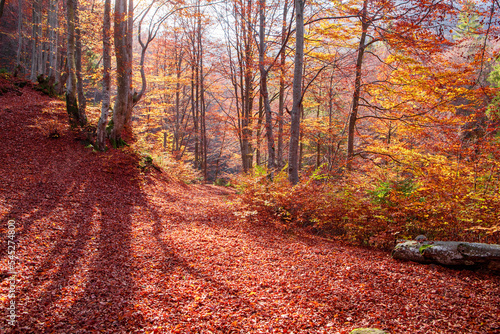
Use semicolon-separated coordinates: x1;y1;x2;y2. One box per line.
0;80;499;334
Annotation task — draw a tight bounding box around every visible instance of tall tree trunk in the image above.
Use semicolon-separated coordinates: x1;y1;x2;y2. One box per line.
96;0;111;151
316;106;321;169
327;76;334;170
48;0;60;81
256;94;263;166
191;58;199;168
288;0;304;184
346;0;369;170
16;0;23;72
173;38;183;154
259;0;275;171
66;0;84;125
242;0;254;172
30;0;41;81
112;0;133;143
227;0;255;173
198;5;208;180
277;0;289;169
75;0;86;118
124;0;134;124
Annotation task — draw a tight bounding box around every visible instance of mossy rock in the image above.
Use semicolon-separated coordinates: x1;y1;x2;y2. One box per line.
350;329;388;334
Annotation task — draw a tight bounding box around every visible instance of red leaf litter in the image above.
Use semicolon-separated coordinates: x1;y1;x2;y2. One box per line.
0;83;499;334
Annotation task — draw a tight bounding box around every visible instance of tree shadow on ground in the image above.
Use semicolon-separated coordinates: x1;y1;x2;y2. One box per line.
0;90;146;333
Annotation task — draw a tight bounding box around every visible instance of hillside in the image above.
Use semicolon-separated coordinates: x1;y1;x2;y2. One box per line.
0;80;499;333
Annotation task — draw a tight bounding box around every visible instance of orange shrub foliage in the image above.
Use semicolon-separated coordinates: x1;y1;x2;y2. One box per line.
239;152;500;250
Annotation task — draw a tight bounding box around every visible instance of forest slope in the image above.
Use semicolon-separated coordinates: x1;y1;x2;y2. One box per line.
0;81;499;333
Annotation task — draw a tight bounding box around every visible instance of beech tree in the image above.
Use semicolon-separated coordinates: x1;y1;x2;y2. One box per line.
288;0;305;184
258;0;275;171
47;0;60;84
111;0;134;144
220;0;258;173
277;0;290;169
66;0;86;125
96;0;111;151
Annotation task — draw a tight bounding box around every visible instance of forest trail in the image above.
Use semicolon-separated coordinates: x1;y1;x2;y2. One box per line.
0;83;499;333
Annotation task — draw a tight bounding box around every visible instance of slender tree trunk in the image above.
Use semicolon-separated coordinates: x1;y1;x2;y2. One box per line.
198;5;208;180
96;0;111;151
299;104;304;171
327;77;334;169
277;0;289;169
191;58;199;168
288;0;304;184
346;0;369;170
75;0;86;118
316;106;321;168
174;41;182;154
16;0;23;72
30;0;41;81
243;0;254;172
259;0;275;171
124;0;134;124
228;0;255;173
256;94;263;166
66;0;82;125
48;0;60;81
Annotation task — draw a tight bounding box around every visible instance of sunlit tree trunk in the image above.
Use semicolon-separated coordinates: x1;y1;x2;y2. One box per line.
198;2;208;180
241;0;255;172
48;0;60;82
96;0;111;151
258;0;275;171
346;0;368;170
224;0;256;173
277;0;289;169
75;0;86;118
173;35;183;154
112;0;134;143
288;0;304;184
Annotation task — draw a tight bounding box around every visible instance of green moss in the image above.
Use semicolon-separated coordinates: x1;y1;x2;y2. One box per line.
419;244;434;254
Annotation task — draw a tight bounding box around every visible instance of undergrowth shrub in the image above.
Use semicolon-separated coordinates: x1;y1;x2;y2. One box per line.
238;160;500;250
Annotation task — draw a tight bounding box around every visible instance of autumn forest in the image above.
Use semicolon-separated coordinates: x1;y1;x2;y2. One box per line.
0;0;500;332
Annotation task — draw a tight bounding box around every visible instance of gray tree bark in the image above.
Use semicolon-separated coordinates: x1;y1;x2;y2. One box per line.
346;0;369;171
75;0;86;118
277;0;289;169
15;0;23;71
30;0;41;81
258;0;275;171
111;0;134;144
288;0;304;184
48;0;60;82
96;0;111;151
66;0;86;125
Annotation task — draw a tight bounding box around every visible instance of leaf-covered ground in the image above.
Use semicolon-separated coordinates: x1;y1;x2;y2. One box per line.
0;82;499;334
